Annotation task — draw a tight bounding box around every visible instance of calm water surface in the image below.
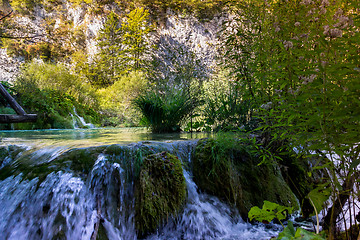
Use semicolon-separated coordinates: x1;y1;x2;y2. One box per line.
0;128;211;148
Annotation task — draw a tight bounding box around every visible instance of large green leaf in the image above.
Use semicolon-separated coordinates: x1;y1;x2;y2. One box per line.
307;184;331;214
277;221;326;240
248;201;293;223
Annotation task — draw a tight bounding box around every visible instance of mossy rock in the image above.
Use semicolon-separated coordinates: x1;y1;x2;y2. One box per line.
135;152;186;237
0;146;105;182
7;145;29;161
53;146;106;176
0;145;32;180
193;138;299;220
0;146;9;166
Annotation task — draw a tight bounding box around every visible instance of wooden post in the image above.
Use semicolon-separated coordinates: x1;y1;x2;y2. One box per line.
0;114;37;123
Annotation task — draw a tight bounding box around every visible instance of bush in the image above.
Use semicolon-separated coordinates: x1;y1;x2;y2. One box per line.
14;87;76;129
133;87;198;133
202;74;255;131
17;61;98;107
96;71;147;127
13;61;99;129
222;1;360;235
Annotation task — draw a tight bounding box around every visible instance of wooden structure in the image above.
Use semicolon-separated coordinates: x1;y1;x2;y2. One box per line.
0;84;37;123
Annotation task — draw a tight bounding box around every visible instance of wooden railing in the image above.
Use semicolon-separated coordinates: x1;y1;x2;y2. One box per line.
0;83;37;123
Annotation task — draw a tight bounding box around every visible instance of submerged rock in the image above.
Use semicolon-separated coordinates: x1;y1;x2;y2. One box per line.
193;138;299;220
135;151;186;237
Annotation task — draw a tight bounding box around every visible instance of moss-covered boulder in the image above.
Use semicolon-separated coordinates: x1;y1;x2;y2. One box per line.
135;152;186;237
193;138;298;220
53;146;105;176
0;145;105;182
0;145;29;164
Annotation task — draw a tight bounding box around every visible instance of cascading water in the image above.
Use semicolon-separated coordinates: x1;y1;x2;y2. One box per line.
146;170;280;240
71;107;95;129
0;135;282;240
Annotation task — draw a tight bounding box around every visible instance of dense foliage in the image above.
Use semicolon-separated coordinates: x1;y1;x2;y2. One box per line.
97;71;147;127
11;62;99;129
222;0;360;238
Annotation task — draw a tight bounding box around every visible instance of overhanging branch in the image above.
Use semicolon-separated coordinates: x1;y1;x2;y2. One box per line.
0;10;13;22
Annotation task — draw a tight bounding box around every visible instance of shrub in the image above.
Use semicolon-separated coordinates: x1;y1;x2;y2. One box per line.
16;61;98;108
133;87;198;133
96;71;147;127
202;74;255;132
13;61;100;129
222;0;360;236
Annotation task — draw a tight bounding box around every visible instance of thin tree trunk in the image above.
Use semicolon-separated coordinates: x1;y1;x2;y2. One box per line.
323;172;358;238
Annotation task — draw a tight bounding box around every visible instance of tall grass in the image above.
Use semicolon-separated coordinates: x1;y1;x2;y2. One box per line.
133;87;198;133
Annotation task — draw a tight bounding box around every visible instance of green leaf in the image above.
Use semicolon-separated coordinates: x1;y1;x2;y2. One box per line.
349;158;360;172
307;185;331;214
248;201;293;223
277;221;326;240
294;227;326;240
277;221;296;240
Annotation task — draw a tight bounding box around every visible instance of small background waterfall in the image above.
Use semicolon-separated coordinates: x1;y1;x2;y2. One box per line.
71;108;95;129
0;129;282;240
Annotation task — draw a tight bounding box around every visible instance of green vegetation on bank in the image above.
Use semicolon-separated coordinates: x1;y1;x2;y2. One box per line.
220;0;359;238
133;87;199;133
8;62;99;129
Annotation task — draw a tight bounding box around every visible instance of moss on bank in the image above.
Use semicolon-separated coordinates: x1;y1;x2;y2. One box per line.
0;145;105;182
193;138;299;219
135;151;186;237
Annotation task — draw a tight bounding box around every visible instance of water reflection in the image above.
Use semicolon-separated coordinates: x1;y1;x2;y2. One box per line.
0;128;211;148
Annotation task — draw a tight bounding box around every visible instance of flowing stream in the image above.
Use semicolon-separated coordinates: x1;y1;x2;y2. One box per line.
0;128;281;240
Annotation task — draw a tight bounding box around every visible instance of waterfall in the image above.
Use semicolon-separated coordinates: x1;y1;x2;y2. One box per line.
71;107;95;129
0;140;281;240
146;170;280;240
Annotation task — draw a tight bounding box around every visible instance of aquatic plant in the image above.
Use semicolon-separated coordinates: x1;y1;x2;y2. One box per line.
133;87;198;133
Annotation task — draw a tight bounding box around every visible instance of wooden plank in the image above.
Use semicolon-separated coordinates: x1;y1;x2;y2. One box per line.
0;84;27;115
0;114;37;123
